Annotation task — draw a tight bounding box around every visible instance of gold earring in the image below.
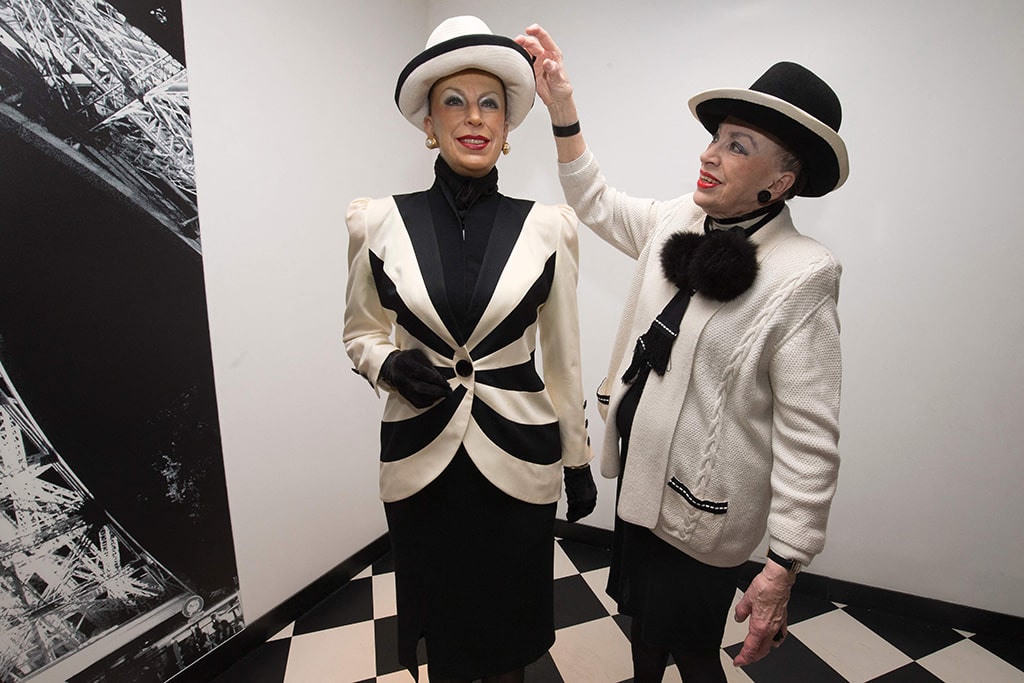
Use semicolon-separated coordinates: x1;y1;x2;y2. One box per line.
502;142;510;156
425;136;438;150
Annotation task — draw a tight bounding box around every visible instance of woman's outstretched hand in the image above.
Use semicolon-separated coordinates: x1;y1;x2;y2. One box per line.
517;24;584;162
515;24;574;109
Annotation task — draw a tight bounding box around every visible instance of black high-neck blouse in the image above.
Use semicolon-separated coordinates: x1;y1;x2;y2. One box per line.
428;156;501;345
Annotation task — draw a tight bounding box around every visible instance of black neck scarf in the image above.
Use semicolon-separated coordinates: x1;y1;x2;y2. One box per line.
433;156;498;221
621;202;783;384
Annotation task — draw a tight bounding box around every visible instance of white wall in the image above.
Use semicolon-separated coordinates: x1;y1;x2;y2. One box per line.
181;0;426;620
433;0;1024;617
183;0;1024;624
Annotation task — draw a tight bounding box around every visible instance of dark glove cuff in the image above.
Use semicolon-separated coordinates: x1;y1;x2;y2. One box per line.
564;463;591;473
377;350;400;387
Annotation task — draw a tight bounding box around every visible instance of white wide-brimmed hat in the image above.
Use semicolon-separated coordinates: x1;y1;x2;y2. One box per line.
688;62;849;197
395;16;536;132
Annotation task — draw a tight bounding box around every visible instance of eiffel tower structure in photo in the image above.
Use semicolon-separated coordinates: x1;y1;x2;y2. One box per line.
0;0;200;250
0;1;223;679
0;360;201;681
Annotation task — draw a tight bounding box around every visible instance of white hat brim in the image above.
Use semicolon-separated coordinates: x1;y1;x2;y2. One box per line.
396;38;536;132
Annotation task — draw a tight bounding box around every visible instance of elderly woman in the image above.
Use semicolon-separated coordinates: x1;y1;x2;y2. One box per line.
344;16;596;683
517;26;847;682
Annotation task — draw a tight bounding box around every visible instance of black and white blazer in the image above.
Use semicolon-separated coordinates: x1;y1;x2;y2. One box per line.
344;191;592;504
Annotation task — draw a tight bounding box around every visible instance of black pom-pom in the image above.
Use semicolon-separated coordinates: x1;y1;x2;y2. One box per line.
660;232;704;289
689;227;759;301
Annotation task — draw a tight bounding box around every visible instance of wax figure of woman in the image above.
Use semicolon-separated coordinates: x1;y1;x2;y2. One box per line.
344;17;597;683
517;25;847;682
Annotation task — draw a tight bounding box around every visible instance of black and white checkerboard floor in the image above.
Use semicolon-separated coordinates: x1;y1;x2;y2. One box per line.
213;538;1024;682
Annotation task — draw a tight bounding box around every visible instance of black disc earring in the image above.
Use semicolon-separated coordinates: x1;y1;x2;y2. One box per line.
757;190;772;204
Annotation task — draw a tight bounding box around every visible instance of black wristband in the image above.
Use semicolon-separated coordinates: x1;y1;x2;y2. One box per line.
766;548;801;573
552;121;581;138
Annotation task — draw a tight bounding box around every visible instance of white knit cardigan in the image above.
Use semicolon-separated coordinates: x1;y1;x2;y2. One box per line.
561;148;842;568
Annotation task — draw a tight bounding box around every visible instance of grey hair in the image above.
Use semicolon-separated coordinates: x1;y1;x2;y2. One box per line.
777;146;806;199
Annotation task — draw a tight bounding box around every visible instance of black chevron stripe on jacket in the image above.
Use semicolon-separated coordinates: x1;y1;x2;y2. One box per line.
344;190;591;504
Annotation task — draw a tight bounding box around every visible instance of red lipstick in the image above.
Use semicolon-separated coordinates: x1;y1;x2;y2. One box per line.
697;170;721;189
457;136;489;150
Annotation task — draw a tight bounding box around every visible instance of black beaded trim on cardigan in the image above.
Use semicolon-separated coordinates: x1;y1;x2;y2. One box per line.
668;477;728;514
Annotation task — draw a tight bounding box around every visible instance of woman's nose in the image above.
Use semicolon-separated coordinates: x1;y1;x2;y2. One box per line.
699;143;716;165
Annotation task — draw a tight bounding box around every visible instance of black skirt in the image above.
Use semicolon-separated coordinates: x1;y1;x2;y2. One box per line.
607;519;741;651
384;447;556;679
607;369;741;652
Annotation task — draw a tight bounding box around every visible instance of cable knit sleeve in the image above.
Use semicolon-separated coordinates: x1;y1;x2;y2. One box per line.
766;254;843;566
558;147;669;259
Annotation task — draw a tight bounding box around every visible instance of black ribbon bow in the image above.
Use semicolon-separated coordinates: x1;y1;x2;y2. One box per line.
621;204;781;384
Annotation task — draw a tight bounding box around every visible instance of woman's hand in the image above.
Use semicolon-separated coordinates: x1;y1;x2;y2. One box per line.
378;349;451;409
563;464;597;522
516;24;584;162
731;560;796;666
515;24;574;110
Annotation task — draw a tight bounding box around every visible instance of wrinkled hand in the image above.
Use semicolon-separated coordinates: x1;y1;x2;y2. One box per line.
732;562;795;666
379;349;451;409
563;464;597;522
515;24;574;108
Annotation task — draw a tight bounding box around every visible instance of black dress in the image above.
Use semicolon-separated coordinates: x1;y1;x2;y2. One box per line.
383;158;557;679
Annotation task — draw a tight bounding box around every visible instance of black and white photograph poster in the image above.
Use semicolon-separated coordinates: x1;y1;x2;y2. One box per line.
0;1;242;681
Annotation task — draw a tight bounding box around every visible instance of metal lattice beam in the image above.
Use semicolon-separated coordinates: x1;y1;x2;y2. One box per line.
0;0;199;247
1;362;189;680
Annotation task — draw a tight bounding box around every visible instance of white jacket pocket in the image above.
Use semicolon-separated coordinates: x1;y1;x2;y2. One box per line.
660;476;729;555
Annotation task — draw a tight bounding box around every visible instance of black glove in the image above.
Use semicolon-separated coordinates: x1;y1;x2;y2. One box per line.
564;464;597;523
379;349;452;409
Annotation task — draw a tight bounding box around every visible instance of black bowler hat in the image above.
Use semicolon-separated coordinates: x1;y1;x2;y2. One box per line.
688;62;849;197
